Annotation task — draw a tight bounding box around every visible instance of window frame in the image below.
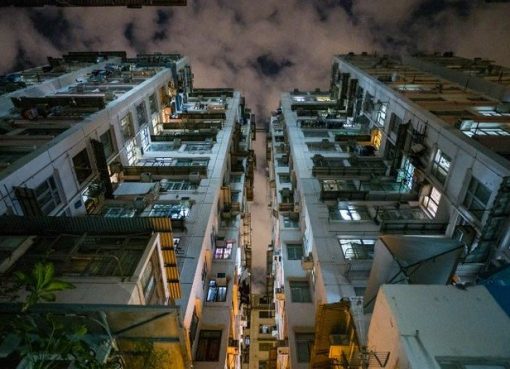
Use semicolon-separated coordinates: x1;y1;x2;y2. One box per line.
289;280;312;303
35;175;62;215
72;149;93;185
295;333;315;363
463;177;491;221
206;280;228;302
195;330;222;362
286;243;304;260
422;186;442;218
431;149;451;185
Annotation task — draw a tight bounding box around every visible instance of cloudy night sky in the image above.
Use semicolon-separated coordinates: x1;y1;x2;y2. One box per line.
1;0;509;122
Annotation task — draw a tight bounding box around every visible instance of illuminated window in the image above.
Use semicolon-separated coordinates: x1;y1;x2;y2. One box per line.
376;103;387;126
214;240;234;259
206;280;227;302
329;204;370;221
431;150;451;185
422;186;441;217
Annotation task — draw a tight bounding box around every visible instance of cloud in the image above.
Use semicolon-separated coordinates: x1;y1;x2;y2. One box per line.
0;0;509;121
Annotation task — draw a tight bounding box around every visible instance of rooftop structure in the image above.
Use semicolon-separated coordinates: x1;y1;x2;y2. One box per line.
369;284;510;369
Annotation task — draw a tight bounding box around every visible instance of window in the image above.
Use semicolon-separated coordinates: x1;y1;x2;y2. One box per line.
259;311;275;319
283;215;299;228
422;186;441;217
149;93;159;114
329;204;370;221
463;177;491;221
376;103;387;126
120;113;135;140
196;330;221;361
339;239;376;260
72;149;92;184
398;157;415;191
206;280;227;302
141;127;150;151
286;243;304;260
388;113;402;134
289;281;311;303
295;333;314;362
259;343;274;351
259;361;268;369
100;129;115;159
431;150;451;185
140;261;155;302
35;175;61;215
214;240;234;259
136;101;148;125
189;309;199;348
437;357;510;369
125;139;137;165
279;174;291;183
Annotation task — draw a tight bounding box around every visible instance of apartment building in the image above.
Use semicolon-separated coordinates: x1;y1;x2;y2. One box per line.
269;53;510;369
0;51;255;369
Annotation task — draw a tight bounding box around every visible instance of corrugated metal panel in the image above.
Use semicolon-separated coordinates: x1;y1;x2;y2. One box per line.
0;215;172;235
0;215;181;299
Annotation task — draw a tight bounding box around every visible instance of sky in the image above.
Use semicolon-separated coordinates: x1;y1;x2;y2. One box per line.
1;0;509;122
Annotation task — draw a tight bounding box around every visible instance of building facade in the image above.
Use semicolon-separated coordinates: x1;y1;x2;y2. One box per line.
269;53;510;369
0;51;255;369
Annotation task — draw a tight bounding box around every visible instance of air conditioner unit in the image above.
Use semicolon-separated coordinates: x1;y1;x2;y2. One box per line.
189;172;201;185
277;346;289;355
216;273;227;286
275;287;285;301
140;172;152;182
301;254;314;271
133;196;147;211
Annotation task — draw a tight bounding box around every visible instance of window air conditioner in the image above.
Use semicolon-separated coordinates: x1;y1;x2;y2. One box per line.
216;273;227;286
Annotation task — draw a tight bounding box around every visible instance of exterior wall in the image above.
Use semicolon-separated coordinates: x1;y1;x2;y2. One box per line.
368;285;510;369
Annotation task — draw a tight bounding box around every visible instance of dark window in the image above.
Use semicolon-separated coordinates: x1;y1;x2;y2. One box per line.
149;93;159;114
295;333;314;362
289;281;311;303
100;129;115;159
463;177;491;221
72;149;92;184
136;101;148;125
189;309;199;348
196;330;222;361
140;260;155;303
286;243;303;260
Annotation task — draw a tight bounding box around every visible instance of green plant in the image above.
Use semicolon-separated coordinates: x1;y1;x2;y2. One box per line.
14;262;75;311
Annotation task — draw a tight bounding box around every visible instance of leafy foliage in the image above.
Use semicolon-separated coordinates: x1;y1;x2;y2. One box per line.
13;262;75;311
